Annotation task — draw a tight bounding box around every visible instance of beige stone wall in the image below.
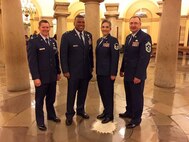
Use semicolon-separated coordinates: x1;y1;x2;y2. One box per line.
151;20;159;44
180;17;187;46
29;17;40;36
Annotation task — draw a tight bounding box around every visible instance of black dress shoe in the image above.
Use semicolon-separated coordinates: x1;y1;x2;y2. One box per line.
101;117;113;124
65;118;73;126
97;113;106;119
119;112;132;119
77;113;89;119
48;117;61;123
37;124;47;131
126;123;140;129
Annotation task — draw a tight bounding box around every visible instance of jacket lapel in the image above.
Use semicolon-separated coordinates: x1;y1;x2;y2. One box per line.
73;30;85;47
38;35;47;48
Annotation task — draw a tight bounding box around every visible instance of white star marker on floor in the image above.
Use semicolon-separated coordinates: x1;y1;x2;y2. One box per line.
91;119;117;134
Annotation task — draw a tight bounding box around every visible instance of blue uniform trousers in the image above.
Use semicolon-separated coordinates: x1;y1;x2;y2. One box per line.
35;81;57;125
124;80;145;124
66;78;89;119
97;75;114;118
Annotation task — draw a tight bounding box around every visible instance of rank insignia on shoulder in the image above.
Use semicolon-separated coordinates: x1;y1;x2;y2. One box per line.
114;43;120;50
145;41;152;53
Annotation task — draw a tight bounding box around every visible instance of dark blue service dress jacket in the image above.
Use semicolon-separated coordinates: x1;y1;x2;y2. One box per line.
96;34;119;76
27;34;61;84
60;30;94;80
120;29;152;81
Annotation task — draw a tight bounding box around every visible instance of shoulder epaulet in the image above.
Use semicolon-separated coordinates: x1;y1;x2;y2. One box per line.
84;31;91;37
65;30;72;34
30;35;38;40
62;31;71;36
84;30;91;34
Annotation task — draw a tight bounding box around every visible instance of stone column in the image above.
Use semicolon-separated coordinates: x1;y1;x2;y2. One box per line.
1;0;30;91
80;0;104;48
0;1;5;65
104;3;119;38
80;0;104;78
41;16;54;37
54;2;70;48
154;0;181;88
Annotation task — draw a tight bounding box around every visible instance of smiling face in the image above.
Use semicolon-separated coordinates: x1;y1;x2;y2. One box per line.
38;22;50;37
101;21;111;37
129;16;141;34
74;17;85;32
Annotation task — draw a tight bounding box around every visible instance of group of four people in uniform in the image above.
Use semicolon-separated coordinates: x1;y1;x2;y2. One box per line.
27;15;152;131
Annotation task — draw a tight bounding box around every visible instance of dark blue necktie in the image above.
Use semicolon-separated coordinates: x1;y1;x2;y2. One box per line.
45;38;50;45
79;32;84;45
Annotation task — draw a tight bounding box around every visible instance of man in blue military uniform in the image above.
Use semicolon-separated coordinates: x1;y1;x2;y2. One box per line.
119;16;152;128
60;15;93;126
27;20;61;131
96;19;119;123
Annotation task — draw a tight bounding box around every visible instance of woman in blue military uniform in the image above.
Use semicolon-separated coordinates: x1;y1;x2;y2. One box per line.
96;19;119;123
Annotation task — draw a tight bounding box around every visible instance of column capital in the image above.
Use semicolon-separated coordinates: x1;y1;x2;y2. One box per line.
156;1;164;16
41;16;54;26
104;3;119;18
54;2;70;18
80;0;104;3
54;12;70;18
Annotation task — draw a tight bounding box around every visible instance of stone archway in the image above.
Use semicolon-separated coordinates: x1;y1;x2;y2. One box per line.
123;0;159;44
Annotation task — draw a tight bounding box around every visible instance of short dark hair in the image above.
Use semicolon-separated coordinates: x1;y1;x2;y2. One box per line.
130;16;141;22
74;14;85;21
38;20;49;27
101;19;112;27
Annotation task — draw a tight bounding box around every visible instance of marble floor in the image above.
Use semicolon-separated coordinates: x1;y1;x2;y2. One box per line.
0;55;189;142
